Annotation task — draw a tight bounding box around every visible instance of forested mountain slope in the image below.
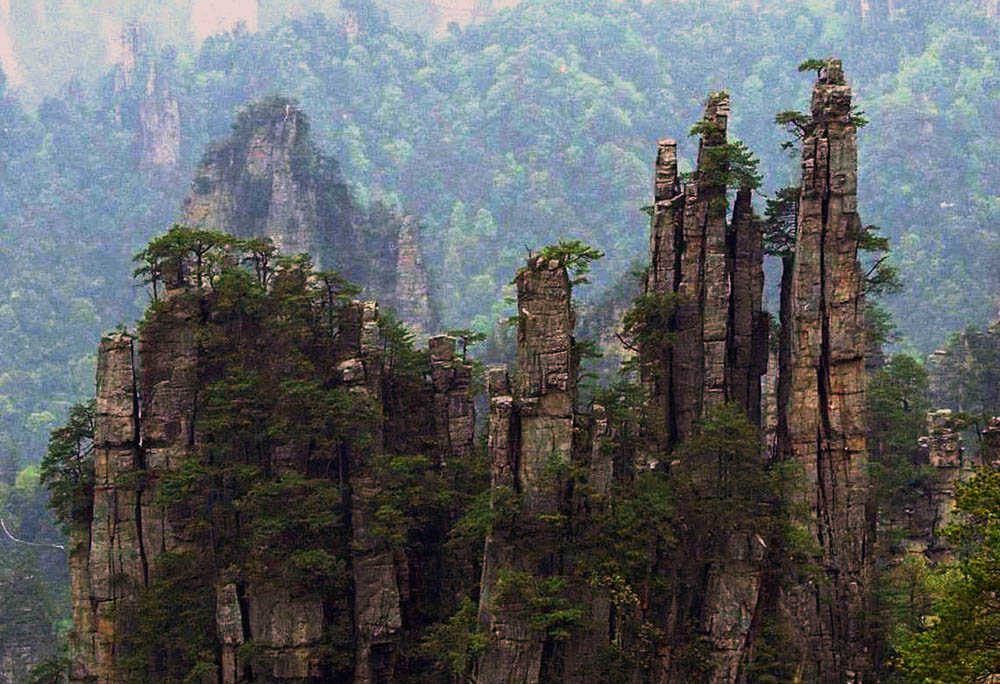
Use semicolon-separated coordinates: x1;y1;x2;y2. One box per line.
0;2;998;682
1;0;998;478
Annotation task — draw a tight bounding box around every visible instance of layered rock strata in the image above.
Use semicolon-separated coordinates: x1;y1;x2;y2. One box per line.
182;100;323;257
643;96;767;449
782;60;872;682
111;23;180;179
912;410;965;555
181;100;435;331
642;95;769;682
69;287;475;683
394;216;436;340
477;257;578;683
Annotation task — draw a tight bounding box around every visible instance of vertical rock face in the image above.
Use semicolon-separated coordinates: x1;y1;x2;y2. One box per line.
394;216;436;340
182;99;322;258
514;258;576;515
783;60;872;682
137;61;180;180
915;410;966;554
727;188;769;428
429;335;475;466
925;324;1000;413
71;332;141;684
641;94;769;683
69;275;477;683
983;417;1000;464
110;23;181;179
181;100;435;331
697;94;733;411
477;256;578;683
643;95;767;449
342;302;405;684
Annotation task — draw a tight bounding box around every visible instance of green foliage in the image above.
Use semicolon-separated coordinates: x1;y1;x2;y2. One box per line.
117;553;216;683
622;291;680;354
21;651;70;684
534;240;605;287
368;452;455;548
446;329;487;361
670;404;779;541
798;58;832;75
493;570;585;641
858;224;903;299
420;596;486;680
775;110;812;150
763;186;801;257
897;466;1000;681
39;401;95;530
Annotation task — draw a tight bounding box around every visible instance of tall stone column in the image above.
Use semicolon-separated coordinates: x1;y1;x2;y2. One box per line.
698;94;732;411
783;60;872;682
342;302;404;684
477;257;578;683
643;95;767;448
429;335;475;467
76;332;141;684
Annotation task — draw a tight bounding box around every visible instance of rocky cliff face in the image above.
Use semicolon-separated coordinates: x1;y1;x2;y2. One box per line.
641;95;769;683
477;256;578;682
182;99;329;258
394;216;436;340
909;410;967;556
780;59;872;683
643;98;767;450
62;63;894;684
111;23;181;180
67;256;475;683
182;98;435;331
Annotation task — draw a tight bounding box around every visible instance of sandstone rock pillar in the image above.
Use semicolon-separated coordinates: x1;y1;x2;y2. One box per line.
342;302;404;684
72;332;141;684
477;257;578;683
783;60;872;682
429;335;475;467
395;217;435;340
923;410;965;552
644;95;767;448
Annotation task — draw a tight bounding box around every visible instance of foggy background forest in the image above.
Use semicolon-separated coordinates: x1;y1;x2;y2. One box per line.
0;0;998;678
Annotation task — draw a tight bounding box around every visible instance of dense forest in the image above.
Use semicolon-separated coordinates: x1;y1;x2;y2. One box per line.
1;0;1000;682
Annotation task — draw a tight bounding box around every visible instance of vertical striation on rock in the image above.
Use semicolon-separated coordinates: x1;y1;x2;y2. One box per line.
137;60;180;180
395;216;436;341
644;94;768;448
182;99;321;257
341;302;404;684
477;256;580;683
640;94;772;683
727;188;768;428
782;60;872;682
110;22;181;179
917;410;966;555
429;335;475;467
644;138;684;450
698;94;733;411
73;332;140;684
181;100;436;332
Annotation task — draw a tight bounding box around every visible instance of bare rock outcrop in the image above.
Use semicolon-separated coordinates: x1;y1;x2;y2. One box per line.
394;216;436;340
111;23;181;180
781;60;872;683
641;95;769;682
477;257;578;683
181;100;435;332
68;273;476;683
643;96;767;450
182;99;322;258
